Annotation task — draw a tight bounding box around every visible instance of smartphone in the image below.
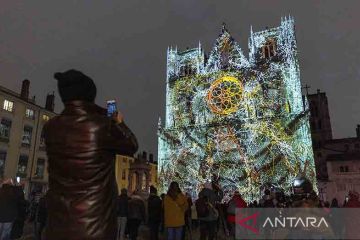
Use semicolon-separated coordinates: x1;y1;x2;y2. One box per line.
107;100;117;117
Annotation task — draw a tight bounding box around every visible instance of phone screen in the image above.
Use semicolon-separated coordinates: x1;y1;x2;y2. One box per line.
107;100;117;117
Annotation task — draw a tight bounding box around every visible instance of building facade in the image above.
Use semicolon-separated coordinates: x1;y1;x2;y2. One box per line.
0;80;56;196
115;154;135;191
326;151;360;204
308;90;333;180
321;131;360;202
158;17;316;200
115;152;158;194
308;89;360;202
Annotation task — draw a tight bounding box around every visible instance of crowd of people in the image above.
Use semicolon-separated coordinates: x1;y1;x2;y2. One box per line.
0;179;47;240
1;176;360;240
114;177;360;240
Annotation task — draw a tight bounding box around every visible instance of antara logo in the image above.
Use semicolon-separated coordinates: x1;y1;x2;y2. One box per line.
262;216;329;228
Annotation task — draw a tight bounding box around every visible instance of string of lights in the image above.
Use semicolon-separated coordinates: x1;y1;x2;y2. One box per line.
158;17;317;201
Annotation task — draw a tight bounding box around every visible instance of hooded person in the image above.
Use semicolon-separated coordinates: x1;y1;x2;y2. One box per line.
197;182;221;240
147;186;162;240
127;191;146;240
44;69;138;240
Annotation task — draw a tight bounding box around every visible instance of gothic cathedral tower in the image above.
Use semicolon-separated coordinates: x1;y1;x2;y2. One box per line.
158;17;316;200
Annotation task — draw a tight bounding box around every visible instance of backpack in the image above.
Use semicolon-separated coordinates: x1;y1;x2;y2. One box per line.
195;197;209;218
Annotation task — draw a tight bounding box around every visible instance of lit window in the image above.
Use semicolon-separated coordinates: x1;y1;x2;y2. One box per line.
122;170;126;180
17;155;29;178
22;126;33;146
0;151;6;178
35;158;45;179
25;108;34;119
3;100;14;112
42;115;50;121
0;119;12;140
141;174;147;190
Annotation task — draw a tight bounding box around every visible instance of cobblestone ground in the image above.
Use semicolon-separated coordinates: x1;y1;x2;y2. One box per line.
19;222;230;240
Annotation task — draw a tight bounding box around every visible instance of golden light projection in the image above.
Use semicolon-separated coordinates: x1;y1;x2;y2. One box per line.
206;76;243;115
214;127;238;152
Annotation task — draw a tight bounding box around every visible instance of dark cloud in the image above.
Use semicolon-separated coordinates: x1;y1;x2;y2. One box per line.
1;0;359;157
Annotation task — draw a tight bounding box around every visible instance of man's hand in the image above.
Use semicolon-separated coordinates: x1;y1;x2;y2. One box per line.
112;111;124;124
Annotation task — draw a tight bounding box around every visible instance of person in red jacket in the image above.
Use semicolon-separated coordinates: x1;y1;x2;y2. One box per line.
226;191;247;237
344;190;360;208
344;191;360;239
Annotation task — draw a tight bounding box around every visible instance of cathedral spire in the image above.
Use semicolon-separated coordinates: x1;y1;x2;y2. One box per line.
158;117;162;128
250;25;254;40
249;25;255;56
221;22;228;33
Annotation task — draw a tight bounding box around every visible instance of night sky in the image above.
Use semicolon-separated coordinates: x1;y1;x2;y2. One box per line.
1;0;359;158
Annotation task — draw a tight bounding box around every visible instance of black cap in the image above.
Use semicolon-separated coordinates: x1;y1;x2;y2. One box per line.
54;69;97;103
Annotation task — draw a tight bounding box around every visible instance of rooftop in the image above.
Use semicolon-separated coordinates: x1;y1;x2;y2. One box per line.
0;83;56;114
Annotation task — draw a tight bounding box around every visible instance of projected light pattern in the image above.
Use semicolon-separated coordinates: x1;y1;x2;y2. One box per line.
207;76;243;115
158;17;317;201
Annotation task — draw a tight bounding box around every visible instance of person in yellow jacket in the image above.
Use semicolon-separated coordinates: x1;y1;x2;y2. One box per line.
164;182;189;240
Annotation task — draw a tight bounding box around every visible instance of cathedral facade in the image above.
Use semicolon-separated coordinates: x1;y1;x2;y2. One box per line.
158;17;316;200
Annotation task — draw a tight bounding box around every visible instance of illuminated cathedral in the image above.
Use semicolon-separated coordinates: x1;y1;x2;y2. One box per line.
158;16;317;200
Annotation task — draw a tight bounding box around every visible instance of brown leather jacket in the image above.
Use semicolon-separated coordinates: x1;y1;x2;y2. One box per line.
44;101;138;240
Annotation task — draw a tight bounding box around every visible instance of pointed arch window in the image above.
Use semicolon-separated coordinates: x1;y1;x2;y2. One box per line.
262;39;277;59
179;64;196;77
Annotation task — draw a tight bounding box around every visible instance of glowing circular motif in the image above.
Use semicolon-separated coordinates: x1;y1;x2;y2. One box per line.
207;76;243;115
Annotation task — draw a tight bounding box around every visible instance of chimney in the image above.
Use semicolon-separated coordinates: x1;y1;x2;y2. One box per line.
356;125;360;138
20;79;30;100
45;93;55;112
142;151;147;161
149;154;153;163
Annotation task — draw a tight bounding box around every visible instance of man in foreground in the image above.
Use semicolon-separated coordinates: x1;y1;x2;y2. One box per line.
0;179;18;240
44;69;138;240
